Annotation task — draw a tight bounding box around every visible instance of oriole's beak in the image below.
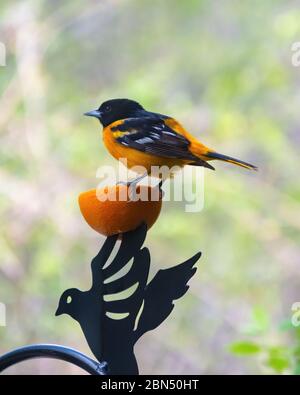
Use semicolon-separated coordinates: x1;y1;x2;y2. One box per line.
84;109;102;119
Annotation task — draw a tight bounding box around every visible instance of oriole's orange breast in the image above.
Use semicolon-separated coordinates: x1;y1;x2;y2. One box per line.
103;120;185;173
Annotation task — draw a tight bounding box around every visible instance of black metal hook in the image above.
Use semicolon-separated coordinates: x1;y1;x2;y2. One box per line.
0;344;108;375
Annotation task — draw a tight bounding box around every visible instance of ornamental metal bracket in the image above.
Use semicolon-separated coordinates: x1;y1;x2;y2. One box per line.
56;224;200;375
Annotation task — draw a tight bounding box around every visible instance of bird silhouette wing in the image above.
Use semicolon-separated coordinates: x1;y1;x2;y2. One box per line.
134;251;201;341
90;234;119;288
103;247;150;315
90;224;147;290
90;224;150;324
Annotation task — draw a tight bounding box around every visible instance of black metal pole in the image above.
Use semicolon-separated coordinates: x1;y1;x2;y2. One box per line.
0;344;108;375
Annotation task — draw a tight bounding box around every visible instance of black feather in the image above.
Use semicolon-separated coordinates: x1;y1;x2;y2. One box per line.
113;117;200;161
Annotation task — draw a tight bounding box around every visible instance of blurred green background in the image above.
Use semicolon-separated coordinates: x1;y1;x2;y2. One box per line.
1;0;300;375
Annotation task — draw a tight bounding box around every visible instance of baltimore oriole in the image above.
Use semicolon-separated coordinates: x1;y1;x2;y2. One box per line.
84;98;257;175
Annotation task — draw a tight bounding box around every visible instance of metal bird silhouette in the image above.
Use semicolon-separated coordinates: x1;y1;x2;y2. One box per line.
56;224;201;374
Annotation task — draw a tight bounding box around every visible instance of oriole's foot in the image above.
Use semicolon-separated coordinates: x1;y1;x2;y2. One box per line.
117;173;148;201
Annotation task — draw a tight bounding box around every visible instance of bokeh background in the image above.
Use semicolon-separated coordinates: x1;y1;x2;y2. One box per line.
1;0;300;375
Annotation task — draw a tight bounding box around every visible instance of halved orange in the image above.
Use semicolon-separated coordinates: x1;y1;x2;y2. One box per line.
78;184;162;236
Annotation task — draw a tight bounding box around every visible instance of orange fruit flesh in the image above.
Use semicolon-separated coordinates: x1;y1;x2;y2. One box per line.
78;184;162;236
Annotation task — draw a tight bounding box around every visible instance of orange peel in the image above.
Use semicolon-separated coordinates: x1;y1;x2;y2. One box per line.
78;184;162;236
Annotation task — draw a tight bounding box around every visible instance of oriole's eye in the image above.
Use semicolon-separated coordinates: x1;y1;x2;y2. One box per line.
105;105;112;112
67;296;72;304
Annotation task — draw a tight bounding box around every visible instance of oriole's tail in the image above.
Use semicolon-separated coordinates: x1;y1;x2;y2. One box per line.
205;151;257;171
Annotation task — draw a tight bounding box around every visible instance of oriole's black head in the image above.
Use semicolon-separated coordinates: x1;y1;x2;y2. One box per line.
55;288;82;320
84;98;144;127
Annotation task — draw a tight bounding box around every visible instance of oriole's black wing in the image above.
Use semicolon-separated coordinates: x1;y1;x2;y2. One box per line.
111;117;214;169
